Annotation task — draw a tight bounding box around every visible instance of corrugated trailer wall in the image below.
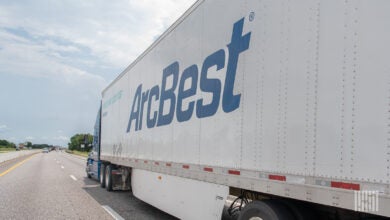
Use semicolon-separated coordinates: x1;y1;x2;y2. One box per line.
101;0;389;188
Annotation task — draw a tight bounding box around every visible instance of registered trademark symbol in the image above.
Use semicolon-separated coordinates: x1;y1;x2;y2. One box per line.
249;12;255;21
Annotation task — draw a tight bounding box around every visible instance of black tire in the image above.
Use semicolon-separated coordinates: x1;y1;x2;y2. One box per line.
276;199;315;220
87;173;92;178
238;200;294;220
105;164;113;191
100;164;106;188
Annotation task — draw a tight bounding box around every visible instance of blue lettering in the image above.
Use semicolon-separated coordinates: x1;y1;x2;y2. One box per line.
127;84;142;132
138;90;149;130
147;86;159;128
222;18;251;113
177;65;198;122
196;49;225;118
126;17;251;133
157;62;179;127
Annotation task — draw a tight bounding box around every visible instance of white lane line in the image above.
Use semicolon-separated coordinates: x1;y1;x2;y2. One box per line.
102;205;125;220
70;175;77;181
61;165;64;169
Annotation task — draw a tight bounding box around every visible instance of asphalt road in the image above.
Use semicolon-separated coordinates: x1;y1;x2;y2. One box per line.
0;151;177;220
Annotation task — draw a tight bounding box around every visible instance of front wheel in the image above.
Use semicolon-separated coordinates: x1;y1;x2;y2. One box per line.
100;164;106;188
238;200;293;220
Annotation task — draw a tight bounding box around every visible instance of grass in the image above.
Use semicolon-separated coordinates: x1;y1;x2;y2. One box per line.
66;150;89;158
0;147;16;153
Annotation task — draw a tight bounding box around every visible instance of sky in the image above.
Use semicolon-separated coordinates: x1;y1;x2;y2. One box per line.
0;0;196;147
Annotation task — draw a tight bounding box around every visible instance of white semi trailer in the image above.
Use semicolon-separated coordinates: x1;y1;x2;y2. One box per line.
86;0;390;219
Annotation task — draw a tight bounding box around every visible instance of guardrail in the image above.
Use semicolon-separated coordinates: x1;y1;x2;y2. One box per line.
0;150;41;164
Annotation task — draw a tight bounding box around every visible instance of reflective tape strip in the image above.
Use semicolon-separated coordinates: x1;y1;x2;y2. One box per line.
269;175;286;181
228;170;240;175
331;181;360;190
203;167;213;172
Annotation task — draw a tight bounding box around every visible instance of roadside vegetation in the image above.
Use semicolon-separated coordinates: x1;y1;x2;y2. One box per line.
0;139;58;153
0;139;16;153
65;133;93;158
0;147;16;153
65;150;89;158
68;134;93;151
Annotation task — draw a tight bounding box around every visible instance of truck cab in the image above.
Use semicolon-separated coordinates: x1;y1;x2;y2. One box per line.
86;106;101;180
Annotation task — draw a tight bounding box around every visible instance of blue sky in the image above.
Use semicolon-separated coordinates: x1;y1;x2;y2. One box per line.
0;0;195;146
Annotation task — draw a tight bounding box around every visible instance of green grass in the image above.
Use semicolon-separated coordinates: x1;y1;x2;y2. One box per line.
66;150;89;158
0;147;16;153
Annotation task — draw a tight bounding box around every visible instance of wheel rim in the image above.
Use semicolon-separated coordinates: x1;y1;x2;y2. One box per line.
105;166;109;187
100;167;103;183
249;218;263;220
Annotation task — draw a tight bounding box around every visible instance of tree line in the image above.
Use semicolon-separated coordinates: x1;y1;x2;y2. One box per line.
0;139;54;149
68;134;93;152
0;133;94;151
0;139;16;148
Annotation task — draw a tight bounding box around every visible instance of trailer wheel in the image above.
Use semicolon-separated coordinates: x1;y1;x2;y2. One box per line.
105;164;113;191
100;164;106;188
238;200;294;220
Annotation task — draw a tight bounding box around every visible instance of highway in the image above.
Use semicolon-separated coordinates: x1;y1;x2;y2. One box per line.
0;151;176;220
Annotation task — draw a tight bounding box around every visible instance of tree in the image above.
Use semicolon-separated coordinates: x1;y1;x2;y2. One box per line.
26;141;32;148
0;139;16;148
68;134;93;152
32;144;52;149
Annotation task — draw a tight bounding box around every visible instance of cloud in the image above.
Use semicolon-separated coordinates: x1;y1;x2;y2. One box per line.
52;136;69;142
0;0;195;73
0;27;107;89
25;136;35;140
0;125;9;133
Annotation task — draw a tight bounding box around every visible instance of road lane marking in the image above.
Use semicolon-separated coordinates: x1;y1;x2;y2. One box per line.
61;165;64;169
102;205;125;220
70;175;77;181
0;154;36;177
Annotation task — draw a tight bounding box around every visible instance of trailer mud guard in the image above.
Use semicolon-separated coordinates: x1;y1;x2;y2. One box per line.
131;169;228;220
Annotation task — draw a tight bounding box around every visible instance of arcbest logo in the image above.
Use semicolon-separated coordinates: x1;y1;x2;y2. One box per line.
127;17;251;133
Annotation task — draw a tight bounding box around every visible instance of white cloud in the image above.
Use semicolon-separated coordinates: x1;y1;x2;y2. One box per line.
25;136;35;140
0;125;9;133
0;0;195;70
0;29;106;89
52;136;69;142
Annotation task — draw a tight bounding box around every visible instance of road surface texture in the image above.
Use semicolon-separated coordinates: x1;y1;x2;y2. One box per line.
0;151;176;220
